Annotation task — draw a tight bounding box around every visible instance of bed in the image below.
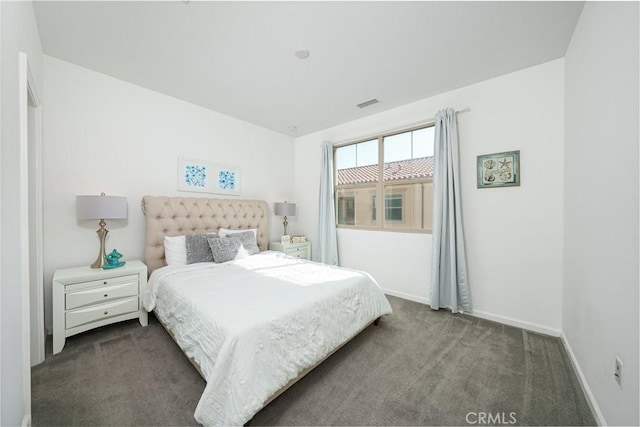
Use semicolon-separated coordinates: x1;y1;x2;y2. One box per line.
140;196;392;426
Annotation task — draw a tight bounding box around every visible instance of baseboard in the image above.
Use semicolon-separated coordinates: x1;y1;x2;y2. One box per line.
381;288;430;305
382;289;561;337
466;309;561;337
560;332;606;426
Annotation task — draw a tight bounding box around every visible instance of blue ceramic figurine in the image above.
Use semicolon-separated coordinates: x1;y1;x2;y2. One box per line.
103;249;126;269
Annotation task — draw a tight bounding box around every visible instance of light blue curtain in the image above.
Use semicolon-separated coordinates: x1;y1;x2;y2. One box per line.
430;109;471;313
316;140;339;265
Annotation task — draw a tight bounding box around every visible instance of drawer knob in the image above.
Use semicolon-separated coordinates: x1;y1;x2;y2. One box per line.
103;281;107;285
104;294;108;298
104;311;109;315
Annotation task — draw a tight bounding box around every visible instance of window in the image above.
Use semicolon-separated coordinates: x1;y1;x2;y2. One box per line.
337;196;355;225
334;125;434;232
385;194;403;221
372;194;403;221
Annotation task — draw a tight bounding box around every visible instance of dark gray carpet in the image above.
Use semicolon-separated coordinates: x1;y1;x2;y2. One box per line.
32;296;595;426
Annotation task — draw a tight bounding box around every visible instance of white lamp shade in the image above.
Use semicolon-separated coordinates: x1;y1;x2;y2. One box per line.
274;202;296;217
76;195;128;220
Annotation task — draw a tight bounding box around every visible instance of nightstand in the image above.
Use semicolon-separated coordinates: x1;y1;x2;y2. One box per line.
52;260;148;354
269;241;312;260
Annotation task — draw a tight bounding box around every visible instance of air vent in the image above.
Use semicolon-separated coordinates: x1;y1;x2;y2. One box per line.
357;98;379;109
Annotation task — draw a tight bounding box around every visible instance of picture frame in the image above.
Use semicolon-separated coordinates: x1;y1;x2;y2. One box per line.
177;158;241;195
211;163;241;196
291;235;307;243
177;158;210;193
477;150;520;189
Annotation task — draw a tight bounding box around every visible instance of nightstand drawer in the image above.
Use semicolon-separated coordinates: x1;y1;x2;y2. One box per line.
66;280;139;310
65;274;138;293
285;247;309;259
269;241;311;260
66;297;139;329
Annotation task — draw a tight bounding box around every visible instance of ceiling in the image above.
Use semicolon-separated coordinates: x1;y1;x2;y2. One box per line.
34;1;584;137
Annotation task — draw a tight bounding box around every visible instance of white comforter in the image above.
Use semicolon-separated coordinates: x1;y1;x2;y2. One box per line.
142;251;392;426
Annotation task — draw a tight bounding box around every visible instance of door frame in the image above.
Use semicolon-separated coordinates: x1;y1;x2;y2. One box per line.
23;53;44;367
19;50;44;426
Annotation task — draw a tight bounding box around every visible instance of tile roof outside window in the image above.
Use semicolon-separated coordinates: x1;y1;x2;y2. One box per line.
336;156;434;185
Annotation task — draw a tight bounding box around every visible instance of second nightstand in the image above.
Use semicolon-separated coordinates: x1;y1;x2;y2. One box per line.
52;260;148;354
269;241;312;260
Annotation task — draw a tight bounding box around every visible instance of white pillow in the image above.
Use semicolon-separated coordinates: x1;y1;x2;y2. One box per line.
164;235;187;266
218;228;258;245
235;245;250;260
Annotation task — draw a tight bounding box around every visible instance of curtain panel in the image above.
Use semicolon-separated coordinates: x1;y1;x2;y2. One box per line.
316;140;339;265
430;109;472;313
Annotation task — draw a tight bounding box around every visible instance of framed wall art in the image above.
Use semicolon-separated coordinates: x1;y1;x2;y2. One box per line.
477;150;520;189
177;158;241;195
177;158;210;193
211;163;241;195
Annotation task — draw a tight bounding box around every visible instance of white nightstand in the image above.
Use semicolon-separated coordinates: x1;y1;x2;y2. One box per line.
52;260;148;354
269;241;312;260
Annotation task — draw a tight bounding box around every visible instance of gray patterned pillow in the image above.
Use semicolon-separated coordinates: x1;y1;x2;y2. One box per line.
227;230;260;255
185;233;218;264
207;236;242;263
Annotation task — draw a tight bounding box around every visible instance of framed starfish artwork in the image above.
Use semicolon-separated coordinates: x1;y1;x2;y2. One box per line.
477;150;520;188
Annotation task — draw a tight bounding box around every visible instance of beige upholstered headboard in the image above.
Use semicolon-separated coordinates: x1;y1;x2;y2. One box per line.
141;196;269;273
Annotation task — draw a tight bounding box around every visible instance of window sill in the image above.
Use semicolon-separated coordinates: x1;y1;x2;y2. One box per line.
336;225;432;235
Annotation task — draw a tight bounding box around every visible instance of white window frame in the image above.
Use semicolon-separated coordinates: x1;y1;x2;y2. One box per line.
333;123;434;234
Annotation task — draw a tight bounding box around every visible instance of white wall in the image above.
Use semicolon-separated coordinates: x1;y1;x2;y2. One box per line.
563;3;639;426
0;1;43;425
295;59;565;335
42;56;295;331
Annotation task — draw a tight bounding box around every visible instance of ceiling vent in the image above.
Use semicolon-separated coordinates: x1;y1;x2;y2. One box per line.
356;98;379;109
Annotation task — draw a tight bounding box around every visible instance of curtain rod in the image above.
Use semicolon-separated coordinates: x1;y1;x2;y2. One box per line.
394;106;470;132
330;106;470;148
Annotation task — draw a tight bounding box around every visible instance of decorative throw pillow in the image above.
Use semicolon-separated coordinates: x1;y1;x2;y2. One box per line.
185;233;219;264
164;235;187;266
218;228;258;244
207;236;242;263
226;230;260;255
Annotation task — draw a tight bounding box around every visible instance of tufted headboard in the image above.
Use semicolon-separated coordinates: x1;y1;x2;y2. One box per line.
141;196;269;273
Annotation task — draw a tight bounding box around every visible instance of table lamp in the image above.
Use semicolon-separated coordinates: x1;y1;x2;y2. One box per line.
76;193;128;268
274;201;296;236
